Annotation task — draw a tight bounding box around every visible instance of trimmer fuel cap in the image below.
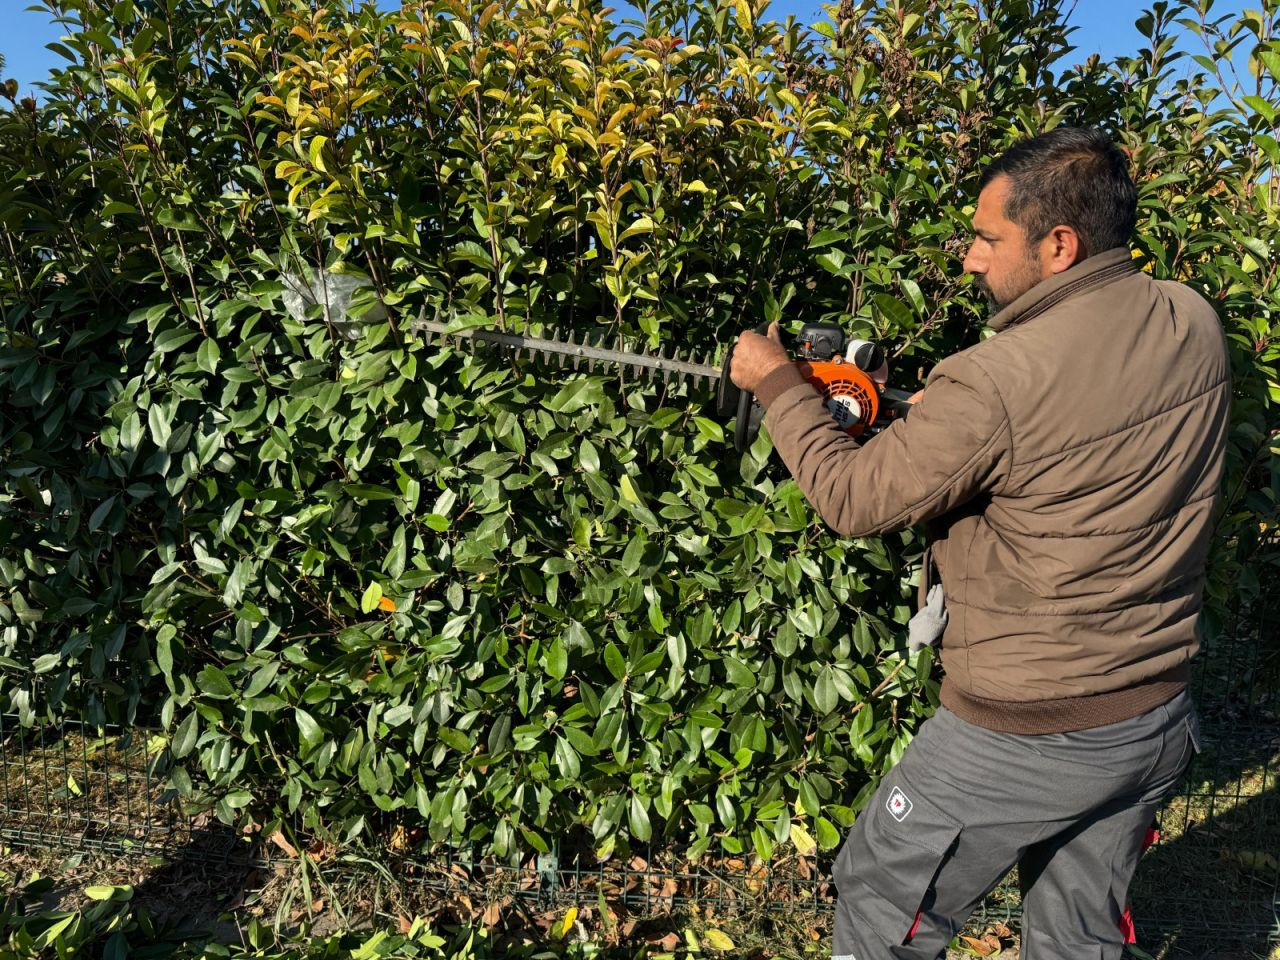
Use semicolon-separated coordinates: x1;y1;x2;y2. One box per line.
846;338;888;384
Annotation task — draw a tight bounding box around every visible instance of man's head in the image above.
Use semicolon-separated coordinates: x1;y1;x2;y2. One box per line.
964;127;1138;311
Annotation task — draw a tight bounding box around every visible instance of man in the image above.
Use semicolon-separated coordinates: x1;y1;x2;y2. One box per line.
728;127;1229;959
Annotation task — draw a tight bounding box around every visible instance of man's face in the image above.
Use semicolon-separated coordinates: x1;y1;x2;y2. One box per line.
963;175;1047;312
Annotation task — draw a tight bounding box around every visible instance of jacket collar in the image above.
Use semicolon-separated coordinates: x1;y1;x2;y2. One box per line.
987;247;1138;333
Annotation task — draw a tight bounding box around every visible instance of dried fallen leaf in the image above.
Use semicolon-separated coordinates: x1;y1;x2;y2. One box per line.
268;830;298;858
704;929;735;951
481;901;502;926
305;839;334;862
959;934;998;956
397;915;412;934
389;825;408;852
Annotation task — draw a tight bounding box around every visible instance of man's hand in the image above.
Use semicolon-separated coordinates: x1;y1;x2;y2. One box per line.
728;321;791;393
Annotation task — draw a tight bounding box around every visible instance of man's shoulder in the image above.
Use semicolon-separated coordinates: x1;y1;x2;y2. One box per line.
927;341;1003;391
1150;274;1220;320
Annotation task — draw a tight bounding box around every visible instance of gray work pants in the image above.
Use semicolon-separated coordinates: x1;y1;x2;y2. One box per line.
831;691;1200;960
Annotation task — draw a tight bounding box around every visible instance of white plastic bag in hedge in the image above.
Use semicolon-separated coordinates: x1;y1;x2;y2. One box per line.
282;269;386;340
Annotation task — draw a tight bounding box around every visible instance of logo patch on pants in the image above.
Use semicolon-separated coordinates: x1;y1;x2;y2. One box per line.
886;786;913;822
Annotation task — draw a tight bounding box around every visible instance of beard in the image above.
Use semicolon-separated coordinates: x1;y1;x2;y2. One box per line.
976;245;1044;312
974;274;1001;311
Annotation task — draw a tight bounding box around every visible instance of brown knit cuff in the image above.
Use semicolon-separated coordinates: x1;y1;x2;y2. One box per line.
939;664;1190;734
753;363;807;408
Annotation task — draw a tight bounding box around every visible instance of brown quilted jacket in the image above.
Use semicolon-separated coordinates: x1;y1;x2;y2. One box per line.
755;248;1231;733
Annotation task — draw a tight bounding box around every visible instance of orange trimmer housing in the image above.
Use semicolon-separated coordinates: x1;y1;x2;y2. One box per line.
795;359;882;438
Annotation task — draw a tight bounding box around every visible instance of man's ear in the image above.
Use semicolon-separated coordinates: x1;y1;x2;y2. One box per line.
1041;225;1084;274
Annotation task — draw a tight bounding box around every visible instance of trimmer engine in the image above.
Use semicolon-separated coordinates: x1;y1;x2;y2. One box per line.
717;322;911;450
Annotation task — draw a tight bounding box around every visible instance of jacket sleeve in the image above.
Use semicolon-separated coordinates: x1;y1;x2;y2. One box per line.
759;354;1013;537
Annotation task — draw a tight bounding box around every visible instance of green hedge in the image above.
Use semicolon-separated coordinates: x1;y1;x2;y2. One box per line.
1;879;563;960
0;0;1275;862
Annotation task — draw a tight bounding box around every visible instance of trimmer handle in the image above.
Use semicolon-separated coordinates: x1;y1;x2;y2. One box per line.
879;387;916;424
716;322;773;451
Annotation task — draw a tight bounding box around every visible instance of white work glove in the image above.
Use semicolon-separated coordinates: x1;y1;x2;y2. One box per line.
908;584;948;653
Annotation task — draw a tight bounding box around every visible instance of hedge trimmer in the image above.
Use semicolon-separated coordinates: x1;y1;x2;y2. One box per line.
414;315;915;450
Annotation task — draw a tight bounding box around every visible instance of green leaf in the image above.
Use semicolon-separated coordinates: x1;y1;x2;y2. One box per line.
361;581;383;614
156;624;175;676
156;328;198;354
816;250;846;274
808;229;846;248
684;462;719;486
604;642;627;680
546;638;568;680
196;337;221;374
88;495;117;531
120;413;142;450
628;794;652;842
813;669;838;714
619;474;643;505
693;417;724;443
147;405;171;449
156;208;202;232
345;483;397;500
84;885;132;901
545;378;604;413
723;656;754;688
437;727;471;752
197;665;235;699
309;135;329;173
873;293;914;329
451;240;494;270
171;711;199;759
798;778;821;817
295;708;323;752
815;816;842;850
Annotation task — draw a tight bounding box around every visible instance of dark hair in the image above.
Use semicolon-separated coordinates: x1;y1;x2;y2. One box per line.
979;127;1137;258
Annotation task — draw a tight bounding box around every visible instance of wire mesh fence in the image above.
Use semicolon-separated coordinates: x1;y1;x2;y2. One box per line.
1125;591;1280;940
0;715;254;865
2;594;1276;945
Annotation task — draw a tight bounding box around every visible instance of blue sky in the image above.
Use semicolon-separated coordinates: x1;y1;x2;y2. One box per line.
4;0;1249;100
